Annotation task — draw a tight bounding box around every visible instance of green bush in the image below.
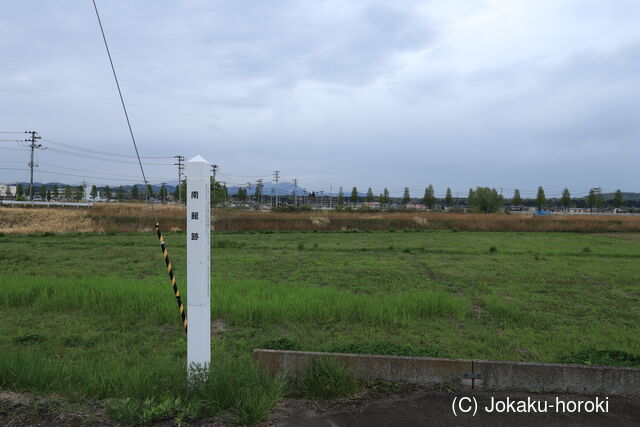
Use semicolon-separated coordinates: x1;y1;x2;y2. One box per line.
262;337;299;351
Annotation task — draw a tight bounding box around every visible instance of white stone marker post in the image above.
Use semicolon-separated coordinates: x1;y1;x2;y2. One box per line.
186;155;211;374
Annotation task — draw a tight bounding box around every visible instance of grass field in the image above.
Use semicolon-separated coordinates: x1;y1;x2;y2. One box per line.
1;229;639;423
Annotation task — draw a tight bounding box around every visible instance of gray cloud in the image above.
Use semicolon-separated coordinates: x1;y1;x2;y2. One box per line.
0;0;638;196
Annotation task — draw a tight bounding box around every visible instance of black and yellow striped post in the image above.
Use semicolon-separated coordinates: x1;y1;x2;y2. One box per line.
155;222;187;332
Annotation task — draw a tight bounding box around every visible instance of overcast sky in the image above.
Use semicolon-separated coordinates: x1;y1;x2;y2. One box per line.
1;0;638;197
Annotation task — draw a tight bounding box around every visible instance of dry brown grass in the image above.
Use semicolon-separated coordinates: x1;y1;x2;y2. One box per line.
2;204;640;234
0;208;95;234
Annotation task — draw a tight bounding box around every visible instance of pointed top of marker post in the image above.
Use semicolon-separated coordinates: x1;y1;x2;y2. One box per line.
188;155;209;164
186;155;210;178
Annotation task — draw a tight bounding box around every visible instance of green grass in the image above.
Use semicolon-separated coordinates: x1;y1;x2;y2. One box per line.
1;230;640;423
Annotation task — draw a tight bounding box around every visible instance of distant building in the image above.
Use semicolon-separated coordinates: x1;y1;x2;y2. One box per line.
0;183;17;199
362;201;380;208
406;203;426;209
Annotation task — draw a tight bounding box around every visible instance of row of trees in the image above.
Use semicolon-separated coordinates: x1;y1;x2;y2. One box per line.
513;187;624;211
325;186;627;212
6;181;627;211
6;183;175;202
8;183;86;202
333;185;451;208
6;180;231;205
465;187;625;212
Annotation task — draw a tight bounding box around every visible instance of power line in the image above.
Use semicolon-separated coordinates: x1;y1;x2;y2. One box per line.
92;0;157;219
0;167;171;184
43;138;174;159
0;147;29;151
45;146;172;165
36;162;171;181
218;172;272;179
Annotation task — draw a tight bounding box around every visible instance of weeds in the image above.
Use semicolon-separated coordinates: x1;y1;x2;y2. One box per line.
105;397;188;425
329;341;448;358
301;358;359;399
0;348;284;426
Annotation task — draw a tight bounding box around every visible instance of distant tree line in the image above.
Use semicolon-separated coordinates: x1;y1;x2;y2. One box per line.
3;181;635;211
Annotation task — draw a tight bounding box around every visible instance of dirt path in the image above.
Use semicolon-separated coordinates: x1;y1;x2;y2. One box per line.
3;387;639;426
267;388;640;427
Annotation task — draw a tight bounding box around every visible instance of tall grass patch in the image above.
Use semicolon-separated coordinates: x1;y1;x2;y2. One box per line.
216;280;469;326
0;348;284;425
301;358;360;399
481;293;534;326
0;276;179;325
1;276;468;327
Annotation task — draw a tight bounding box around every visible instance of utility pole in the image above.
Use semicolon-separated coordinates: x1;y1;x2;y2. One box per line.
292;179;297;207
590;187;602;213
211;164;218;184
211;164;218;206
222;181;228;203
329;185;333;209
255;178;263;206
273;170;280;207
25;131;43;201
174;155;185;204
